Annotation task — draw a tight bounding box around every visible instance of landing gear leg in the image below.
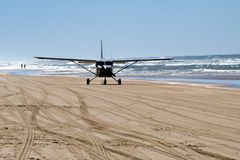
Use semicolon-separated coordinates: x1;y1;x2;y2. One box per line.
104;77;107;85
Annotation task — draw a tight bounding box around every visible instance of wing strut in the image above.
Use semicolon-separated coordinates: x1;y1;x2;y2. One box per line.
72;61;96;76
114;61;138;75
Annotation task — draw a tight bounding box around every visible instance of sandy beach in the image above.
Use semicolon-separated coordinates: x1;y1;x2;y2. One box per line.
0;75;239;160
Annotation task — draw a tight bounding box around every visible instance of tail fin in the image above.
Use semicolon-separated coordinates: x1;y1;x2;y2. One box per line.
101;40;103;59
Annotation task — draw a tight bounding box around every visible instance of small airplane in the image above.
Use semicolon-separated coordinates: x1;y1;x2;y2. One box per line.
35;40;173;85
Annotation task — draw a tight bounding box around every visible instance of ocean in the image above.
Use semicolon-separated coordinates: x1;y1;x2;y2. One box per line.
1;54;240;87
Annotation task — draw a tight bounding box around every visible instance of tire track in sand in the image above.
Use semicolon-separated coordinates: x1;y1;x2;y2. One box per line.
0;79;35;160
35;84;201;159
63;87;193;160
15;106;34;160
61;87;109;160
25;84;109;160
15;87;36;160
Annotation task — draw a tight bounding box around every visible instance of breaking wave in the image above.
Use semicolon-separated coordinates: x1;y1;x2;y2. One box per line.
0;54;240;80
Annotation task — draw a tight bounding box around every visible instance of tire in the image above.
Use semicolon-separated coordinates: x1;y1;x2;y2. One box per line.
118;79;121;85
86;78;90;85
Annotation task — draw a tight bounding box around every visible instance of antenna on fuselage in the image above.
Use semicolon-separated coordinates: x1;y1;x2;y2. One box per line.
101;40;103;60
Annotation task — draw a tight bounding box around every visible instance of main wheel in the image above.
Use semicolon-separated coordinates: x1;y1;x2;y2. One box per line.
118;79;121;85
86;78;90;85
104;78;107;85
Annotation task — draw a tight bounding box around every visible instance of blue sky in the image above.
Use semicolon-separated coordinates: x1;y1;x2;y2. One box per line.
0;0;240;61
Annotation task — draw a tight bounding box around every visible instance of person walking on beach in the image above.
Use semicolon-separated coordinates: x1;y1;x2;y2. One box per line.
24;64;26;69
21;64;23;69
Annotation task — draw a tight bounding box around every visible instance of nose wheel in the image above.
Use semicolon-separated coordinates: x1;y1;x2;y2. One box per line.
104;78;107;85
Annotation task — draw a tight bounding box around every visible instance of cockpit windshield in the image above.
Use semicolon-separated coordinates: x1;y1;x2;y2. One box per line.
96;61;113;67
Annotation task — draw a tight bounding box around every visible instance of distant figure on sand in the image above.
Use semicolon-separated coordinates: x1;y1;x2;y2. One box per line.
21;64;26;69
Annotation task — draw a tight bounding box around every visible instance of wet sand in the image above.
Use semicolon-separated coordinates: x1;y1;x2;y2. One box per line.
0;76;240;160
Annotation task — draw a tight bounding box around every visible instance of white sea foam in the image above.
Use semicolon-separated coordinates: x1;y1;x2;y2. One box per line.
0;54;240;80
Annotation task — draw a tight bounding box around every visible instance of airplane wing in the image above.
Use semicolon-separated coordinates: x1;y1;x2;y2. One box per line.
112;57;174;63
34;57;96;63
